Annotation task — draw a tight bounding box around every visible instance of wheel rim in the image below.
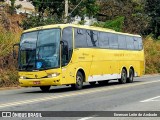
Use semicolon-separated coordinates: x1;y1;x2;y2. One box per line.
130;70;133;81
76;76;82;86
122;70;126;82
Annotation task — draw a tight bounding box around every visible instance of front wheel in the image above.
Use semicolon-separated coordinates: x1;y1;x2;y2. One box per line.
71;71;83;90
40;86;50;92
119;69;127;84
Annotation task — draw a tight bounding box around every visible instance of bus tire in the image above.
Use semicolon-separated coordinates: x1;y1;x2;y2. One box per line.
71;71;83;90
119;69;127;84
40;86;50;92
89;81;96;86
127;69;134;83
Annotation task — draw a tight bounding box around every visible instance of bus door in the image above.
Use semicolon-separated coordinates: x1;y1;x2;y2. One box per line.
61;27;75;84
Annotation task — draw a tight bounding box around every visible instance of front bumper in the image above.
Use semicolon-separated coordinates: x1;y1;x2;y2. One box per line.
19;76;62;87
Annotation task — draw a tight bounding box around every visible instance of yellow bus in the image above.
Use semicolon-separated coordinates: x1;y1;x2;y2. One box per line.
13;24;145;92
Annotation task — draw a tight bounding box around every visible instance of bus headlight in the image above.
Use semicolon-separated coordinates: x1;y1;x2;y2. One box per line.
47;73;60;78
20;76;26;79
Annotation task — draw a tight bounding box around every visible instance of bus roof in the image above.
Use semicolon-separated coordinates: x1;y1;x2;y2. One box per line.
23;24;141;37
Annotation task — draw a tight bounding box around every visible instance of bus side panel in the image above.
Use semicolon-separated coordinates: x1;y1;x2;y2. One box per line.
88;49;119;82
61;48;92;84
61;63;77;85
88;49;145;82
120;50;145;77
138;50;145;76
74;48;92;82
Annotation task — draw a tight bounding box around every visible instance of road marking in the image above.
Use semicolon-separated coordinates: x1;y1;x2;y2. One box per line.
0;80;160;108
140;96;160;102
78;117;94;120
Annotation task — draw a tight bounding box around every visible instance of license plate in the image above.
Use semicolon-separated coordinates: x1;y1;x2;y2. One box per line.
33;81;41;85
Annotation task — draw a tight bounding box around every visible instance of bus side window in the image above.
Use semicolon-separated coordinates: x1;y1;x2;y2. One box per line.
75;28;87;48
109;33;118;49
86;30;98;47
118;34;126;49
133;37;139;50
99;32;109;48
126;36;134;50
62;27;73;66
138;37;143;50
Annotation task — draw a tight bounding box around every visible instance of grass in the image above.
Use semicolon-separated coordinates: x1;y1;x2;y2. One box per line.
0;4;23;87
0;31;21;87
0;32;20;56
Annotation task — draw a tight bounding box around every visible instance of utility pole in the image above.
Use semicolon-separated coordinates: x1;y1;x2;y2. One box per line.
65;0;68;19
64;0;68;23
64;0;83;23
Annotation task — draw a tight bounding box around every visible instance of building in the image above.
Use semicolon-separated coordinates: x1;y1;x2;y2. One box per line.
5;0;34;14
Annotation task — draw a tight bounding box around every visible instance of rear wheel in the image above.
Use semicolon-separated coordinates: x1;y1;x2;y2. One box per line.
119;69;127;84
40;86;50;92
127;69;134;83
71;71;83;90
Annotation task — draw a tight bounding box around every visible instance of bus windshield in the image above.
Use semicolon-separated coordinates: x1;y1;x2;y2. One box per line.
19;29;60;71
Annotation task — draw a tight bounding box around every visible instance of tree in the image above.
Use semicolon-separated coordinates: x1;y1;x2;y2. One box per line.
22;13;62;30
97;0;149;34
29;0;99;18
145;0;160;38
69;0;99;18
22;0;99;29
22;0;64;29
30;0;64;17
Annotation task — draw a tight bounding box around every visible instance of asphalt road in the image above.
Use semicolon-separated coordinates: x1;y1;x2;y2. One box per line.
0;75;160;120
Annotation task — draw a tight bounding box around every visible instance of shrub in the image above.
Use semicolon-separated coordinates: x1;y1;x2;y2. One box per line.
144;36;160;73
0;31;20;87
93;16;124;32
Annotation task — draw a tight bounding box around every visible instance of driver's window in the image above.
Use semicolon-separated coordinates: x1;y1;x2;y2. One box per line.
62;27;73;66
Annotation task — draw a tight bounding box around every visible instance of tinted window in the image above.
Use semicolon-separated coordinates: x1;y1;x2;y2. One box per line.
126;36;134;50
99;32;109;48
19;29;61;71
36;29;60;69
75;28;87;48
133;37;139;50
109;33;118;49
20;31;38;50
86;30;98;47
62;27;73;66
118;35;126;49
62;27;73;50
138;37;143;50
